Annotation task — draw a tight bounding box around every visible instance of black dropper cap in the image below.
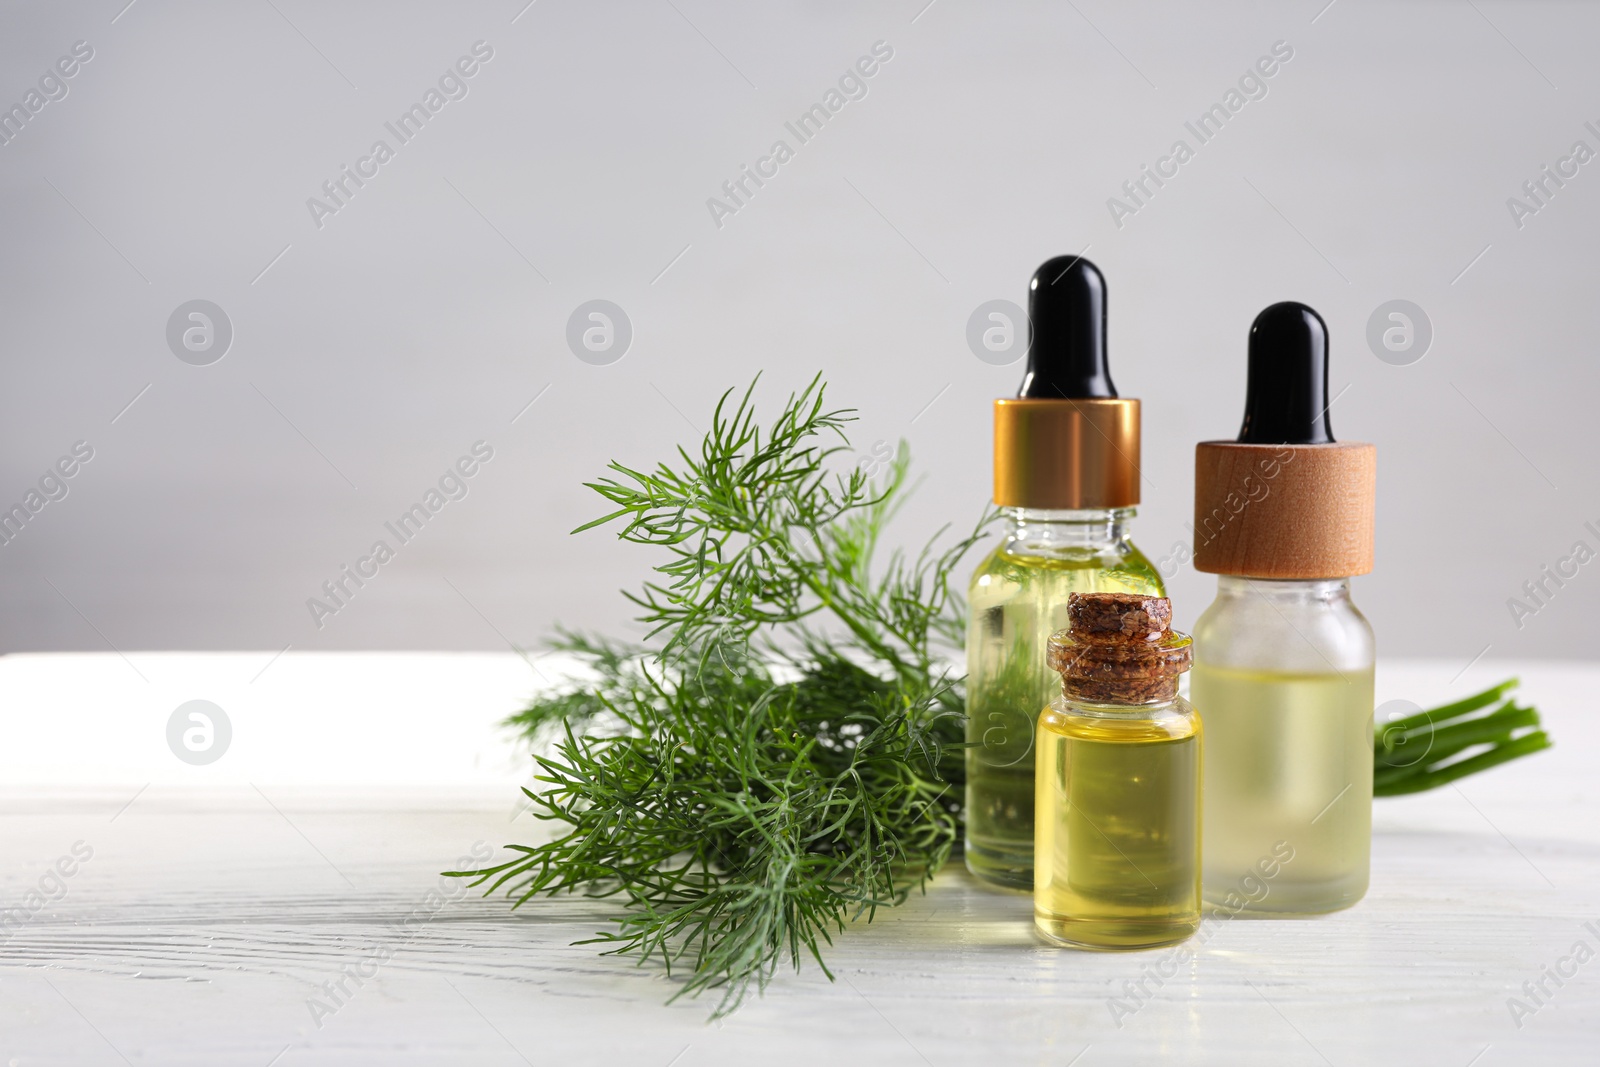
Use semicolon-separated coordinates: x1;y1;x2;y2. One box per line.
1018;255;1117;399
1237;302;1335;445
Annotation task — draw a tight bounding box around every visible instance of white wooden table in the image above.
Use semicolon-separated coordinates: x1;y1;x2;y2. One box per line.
2;654;1596;1065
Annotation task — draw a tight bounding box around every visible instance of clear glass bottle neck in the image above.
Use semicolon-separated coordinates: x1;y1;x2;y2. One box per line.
1059;690;1181;715
1002;506;1135;554
1214;575;1351;605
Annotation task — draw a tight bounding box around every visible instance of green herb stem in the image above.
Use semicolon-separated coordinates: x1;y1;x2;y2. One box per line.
1377;678;1520;743
1376;702;1540;773
1373;731;1552;795
1371;674;1550;797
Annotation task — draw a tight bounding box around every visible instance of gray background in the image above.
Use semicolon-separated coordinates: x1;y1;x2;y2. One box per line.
1;0;1594;661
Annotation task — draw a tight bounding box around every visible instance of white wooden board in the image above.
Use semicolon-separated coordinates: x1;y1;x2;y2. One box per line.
1;656;1596;1065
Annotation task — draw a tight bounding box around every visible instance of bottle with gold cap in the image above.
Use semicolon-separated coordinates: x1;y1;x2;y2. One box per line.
1190;302;1376;914
965;256;1162;890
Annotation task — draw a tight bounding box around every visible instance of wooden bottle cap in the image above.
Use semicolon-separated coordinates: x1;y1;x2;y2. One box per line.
1192;441;1375;579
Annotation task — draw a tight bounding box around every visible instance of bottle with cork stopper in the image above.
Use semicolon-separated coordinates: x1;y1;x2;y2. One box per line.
1034;592;1201;949
965;256;1163;891
1190;302;1377;915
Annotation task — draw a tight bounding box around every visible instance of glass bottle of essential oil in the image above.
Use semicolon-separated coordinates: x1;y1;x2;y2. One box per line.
1190;302;1377;915
1034;593;1201;949
966;257;1163;891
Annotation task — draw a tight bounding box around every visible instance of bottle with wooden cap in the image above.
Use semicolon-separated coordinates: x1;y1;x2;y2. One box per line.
1190;302;1376;914
1034;593;1200;949
965;256;1163;890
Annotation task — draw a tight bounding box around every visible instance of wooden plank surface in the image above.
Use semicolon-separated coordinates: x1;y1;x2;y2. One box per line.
2;658;1596;1065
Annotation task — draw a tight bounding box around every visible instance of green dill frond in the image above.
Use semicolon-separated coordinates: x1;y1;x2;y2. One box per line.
460;376;982;1016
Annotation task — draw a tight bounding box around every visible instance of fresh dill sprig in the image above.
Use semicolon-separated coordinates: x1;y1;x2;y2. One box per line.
454;376;983;1016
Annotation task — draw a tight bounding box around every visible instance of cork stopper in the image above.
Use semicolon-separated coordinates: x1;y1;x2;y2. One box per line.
1066;592;1172;639
1048;593;1192;704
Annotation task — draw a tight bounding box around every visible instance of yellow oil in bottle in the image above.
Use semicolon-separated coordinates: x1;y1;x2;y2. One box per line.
1033;703;1201;948
966;546;1162;889
1191;664;1373;913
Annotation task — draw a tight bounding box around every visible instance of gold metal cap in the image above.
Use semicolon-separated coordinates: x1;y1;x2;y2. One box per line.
993;398;1140;509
